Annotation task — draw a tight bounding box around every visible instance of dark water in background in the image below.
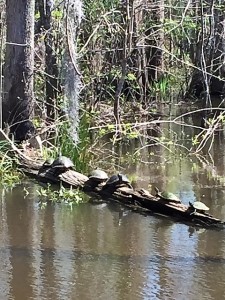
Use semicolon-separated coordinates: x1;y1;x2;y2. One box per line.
2;105;225;299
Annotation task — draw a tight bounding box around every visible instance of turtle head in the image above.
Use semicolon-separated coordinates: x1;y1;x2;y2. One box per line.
118;173;123;181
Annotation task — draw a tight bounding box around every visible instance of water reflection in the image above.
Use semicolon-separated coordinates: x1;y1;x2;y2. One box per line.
0;182;225;300
2;108;225;299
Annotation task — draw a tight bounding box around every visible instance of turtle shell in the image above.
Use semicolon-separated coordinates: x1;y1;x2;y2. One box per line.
155;187;181;203
38;158;55;174
106;174;120;186
89;170;108;181
52;156;74;169
191;201;209;211
105;174;132;188
43;158;54;167
118;173;130;183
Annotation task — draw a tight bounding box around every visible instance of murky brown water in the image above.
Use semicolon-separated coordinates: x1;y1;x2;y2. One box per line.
1;182;225;300
2;106;225;300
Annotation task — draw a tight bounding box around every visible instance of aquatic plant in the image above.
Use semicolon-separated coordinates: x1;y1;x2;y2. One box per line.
37;183;86;205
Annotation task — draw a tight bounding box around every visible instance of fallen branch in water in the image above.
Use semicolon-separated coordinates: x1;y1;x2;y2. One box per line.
19;158;225;230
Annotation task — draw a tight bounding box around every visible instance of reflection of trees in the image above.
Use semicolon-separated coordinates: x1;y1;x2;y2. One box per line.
2;181;225;299
192;229;225;299
0;189;11;299
68;206;151;299
6;185;36;299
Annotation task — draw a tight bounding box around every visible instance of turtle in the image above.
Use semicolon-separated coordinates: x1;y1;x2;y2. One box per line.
43;157;55;167
104;173;132;189
38;157;55;174
89;169;109;183
51;156;74;174
155;187;181;203
189;201;209;214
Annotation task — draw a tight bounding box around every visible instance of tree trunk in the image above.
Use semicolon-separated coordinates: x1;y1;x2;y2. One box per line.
186;0;225;100
38;0;58;123
114;0;131;132
3;0;35;141
134;0;164;103
145;0;164;83
209;11;225;94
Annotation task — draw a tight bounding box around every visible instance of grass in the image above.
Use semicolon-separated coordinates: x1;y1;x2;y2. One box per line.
0;140;21;187
54;111;93;173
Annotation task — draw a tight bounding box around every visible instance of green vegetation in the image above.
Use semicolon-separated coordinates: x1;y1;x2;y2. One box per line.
37;184;86;205
53;111;93;173
0;141;20;187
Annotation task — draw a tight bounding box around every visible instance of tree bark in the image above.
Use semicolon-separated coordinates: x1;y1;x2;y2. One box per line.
145;0;164;83
3;0;35;141
38;0;58;122
134;0;164;102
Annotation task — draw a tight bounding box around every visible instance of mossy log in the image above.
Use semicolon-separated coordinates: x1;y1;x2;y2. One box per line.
20;160;225;229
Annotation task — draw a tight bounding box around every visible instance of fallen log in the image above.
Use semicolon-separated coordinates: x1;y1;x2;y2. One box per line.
19;159;225;229
96;186;224;228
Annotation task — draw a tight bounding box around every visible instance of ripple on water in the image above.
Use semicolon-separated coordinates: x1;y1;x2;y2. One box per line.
1;185;225;300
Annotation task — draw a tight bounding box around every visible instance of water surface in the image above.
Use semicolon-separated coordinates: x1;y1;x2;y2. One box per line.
1;175;225;300
1;106;225;299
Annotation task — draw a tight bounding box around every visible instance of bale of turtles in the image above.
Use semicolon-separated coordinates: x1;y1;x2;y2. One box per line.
155;187;181;203
189;201;209;214
88;169;108;183
103;173;132;190
51;156;74;175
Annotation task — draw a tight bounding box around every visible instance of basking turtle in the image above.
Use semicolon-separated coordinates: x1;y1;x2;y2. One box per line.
89;169;108;183
38;157;55;174
51;156;74;174
189;201;209;214
104;173;132;189
155;187;181;203
43;157;54;167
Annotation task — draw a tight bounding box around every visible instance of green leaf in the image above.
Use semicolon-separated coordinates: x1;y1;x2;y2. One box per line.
127;73;136;81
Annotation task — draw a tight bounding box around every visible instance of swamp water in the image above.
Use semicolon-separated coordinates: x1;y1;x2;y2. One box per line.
1;107;225;299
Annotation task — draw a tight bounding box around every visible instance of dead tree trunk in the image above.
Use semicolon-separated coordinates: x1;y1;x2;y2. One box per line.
3;0;35;141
